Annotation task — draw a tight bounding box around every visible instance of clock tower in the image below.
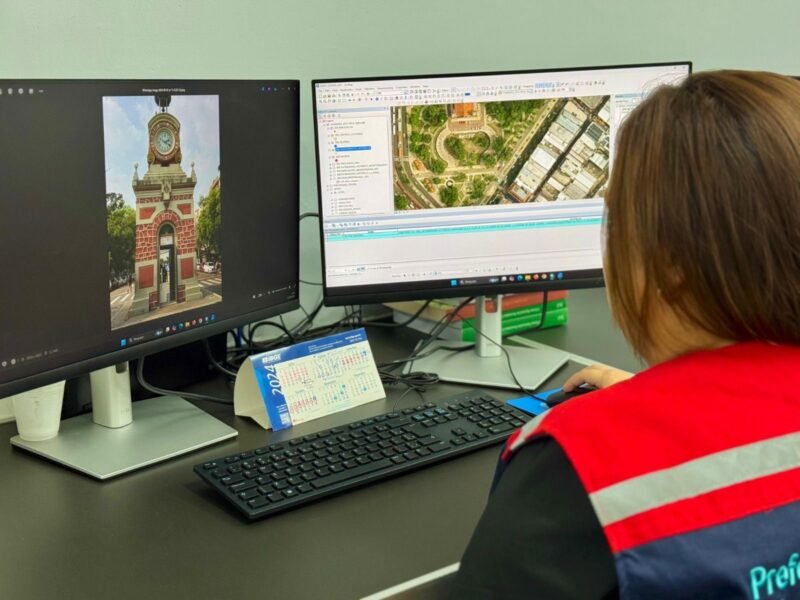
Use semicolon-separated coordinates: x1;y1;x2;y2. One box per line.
129;95;202;316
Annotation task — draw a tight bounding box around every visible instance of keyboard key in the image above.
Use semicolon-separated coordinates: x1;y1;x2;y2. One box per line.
427;442;450;453
489;423;515;435
239;489;260;501
248;497;270;509
203;462;217;470
311;458;395;490
221;474;244;485
230;481;257;493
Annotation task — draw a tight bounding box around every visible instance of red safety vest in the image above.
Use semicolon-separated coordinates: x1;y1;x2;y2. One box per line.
500;341;800;600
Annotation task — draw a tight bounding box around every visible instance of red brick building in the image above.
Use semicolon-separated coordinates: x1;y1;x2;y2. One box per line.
130;108;202;316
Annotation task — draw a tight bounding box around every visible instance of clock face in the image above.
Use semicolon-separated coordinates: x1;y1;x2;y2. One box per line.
155;128;175;155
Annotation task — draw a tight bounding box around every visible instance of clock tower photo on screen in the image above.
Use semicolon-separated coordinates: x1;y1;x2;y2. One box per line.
102;92;222;331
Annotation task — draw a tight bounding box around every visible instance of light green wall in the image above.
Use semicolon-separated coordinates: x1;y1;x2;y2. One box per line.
2;0;797;279
0;0;796;418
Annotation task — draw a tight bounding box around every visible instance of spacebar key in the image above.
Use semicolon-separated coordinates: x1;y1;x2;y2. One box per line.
310;458;394;489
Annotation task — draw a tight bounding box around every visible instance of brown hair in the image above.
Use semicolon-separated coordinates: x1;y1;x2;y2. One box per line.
604;70;800;357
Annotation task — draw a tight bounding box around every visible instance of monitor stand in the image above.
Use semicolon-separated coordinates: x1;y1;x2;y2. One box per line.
405;295;569;390
10;363;237;480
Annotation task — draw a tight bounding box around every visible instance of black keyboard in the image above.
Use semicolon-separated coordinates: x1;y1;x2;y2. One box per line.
194;391;529;520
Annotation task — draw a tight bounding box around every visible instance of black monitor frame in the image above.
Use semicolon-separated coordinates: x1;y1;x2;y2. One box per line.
0;79;301;399
312;62;691;306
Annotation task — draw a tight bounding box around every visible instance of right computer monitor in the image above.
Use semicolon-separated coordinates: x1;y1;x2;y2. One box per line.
313;62;691;305
312;62;691;389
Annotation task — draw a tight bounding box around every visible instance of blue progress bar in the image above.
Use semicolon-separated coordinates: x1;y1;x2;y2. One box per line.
327;217;602;241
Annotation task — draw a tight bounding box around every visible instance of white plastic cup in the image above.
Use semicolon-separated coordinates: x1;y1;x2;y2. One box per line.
11;381;65;442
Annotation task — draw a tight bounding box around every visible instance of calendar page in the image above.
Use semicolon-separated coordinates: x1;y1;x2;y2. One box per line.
249;329;385;431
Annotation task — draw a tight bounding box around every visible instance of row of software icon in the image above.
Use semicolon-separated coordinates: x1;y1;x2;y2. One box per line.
0;88;42;96
450;272;564;286
119;314;217;348
507;272;564;282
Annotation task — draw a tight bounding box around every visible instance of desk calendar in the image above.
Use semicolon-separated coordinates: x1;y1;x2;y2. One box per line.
233;329;385;431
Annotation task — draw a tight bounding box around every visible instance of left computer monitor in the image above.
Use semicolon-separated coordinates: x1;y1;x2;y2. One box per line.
0;79;300;478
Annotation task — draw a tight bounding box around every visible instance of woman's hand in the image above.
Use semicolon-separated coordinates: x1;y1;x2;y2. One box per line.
562;364;633;392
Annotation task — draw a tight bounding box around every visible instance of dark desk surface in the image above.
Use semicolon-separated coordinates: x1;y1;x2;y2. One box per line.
0;289;638;600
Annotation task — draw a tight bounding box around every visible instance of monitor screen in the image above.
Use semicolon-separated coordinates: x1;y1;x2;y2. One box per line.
0;80;300;397
313;62;691;305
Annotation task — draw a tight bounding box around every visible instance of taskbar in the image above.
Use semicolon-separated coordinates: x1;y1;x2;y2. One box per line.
323;268;604;305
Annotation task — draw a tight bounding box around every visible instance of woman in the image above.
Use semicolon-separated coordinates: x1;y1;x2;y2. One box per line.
451;71;800;599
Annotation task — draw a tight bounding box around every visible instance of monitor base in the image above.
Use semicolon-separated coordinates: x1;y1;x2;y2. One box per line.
10;396;237;480
406;340;568;390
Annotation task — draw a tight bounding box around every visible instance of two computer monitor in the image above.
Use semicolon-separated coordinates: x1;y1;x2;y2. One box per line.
0;63;690;474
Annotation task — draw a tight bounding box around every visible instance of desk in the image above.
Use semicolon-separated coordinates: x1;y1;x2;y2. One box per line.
0;289;638;600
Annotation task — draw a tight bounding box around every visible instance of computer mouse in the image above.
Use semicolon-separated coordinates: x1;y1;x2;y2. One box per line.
545;386;595;406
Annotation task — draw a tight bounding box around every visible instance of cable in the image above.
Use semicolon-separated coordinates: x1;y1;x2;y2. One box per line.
464;291;552;398
202;338;239;379
377;296;474;376
248;320;295;347
402;296;475;366
381;369;439;393
136;355;233;405
362;299;432;328
387;373;438;411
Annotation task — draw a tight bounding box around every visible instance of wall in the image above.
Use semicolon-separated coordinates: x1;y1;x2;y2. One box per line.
1;0;798;420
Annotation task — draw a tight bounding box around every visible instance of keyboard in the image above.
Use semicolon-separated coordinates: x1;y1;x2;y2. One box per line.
194;391;529;520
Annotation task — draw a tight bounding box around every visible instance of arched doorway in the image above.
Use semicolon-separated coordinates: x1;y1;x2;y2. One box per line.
157;223;177;305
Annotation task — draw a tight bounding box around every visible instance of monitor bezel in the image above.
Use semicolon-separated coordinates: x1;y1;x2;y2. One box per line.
312;61;692;306
0;78;301;399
